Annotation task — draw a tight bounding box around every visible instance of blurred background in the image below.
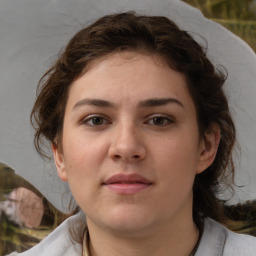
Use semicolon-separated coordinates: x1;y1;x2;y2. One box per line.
1;1;256;255
182;0;256;51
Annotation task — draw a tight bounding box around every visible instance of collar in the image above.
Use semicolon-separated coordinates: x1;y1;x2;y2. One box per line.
82;227;201;256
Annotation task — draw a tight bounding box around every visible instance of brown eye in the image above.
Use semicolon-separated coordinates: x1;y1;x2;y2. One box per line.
147;116;173;126
153;117;165;125
81;115;110;126
91;117;104;125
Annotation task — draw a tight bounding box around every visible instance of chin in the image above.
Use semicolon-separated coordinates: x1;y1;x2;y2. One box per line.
99;206;156;235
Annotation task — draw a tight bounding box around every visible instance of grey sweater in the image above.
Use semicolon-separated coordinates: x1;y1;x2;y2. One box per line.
7;215;256;256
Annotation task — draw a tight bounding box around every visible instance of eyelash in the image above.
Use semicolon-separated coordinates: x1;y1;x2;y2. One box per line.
80;115;111;126
80;115;174;127
146;115;174;126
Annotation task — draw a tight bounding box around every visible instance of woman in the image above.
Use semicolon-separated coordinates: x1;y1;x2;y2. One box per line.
8;12;256;256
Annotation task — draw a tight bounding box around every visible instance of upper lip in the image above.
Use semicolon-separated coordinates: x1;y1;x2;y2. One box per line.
103;173;153;184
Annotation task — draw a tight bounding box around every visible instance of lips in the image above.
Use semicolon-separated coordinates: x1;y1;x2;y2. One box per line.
103;173;153;194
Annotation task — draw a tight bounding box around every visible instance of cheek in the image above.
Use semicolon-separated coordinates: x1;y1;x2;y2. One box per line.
62;132;110;187
64;130;102;162
152;133;199;183
153;132;199;163
62;137;100;207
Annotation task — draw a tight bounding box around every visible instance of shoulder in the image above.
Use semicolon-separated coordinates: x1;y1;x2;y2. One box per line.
221;222;256;255
196;218;256;256
6;214;82;256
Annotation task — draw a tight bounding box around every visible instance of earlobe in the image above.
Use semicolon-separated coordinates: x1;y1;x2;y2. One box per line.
196;124;221;174
51;144;68;181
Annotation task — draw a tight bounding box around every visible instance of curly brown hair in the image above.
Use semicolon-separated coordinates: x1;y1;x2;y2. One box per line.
31;12;236;238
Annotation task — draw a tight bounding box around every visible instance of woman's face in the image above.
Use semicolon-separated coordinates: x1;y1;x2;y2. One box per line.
53;52;217;237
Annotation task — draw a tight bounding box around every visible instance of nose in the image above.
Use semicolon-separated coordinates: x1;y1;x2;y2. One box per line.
108;124;146;162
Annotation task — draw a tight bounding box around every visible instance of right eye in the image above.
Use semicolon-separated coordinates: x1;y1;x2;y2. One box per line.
80;115;110;126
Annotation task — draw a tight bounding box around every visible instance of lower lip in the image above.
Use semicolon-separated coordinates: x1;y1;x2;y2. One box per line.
103;183;151;194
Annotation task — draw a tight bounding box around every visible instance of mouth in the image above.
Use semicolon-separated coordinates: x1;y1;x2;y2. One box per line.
102;173;153;195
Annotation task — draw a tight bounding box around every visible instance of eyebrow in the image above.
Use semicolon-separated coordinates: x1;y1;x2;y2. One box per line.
73;99;114;110
72;97;184;110
138;98;184;108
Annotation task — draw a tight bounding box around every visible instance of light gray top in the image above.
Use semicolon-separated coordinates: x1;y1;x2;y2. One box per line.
6;215;256;256
196;218;256;255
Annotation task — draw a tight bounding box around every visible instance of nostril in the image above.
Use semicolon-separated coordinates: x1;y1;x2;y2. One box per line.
113;154;140;160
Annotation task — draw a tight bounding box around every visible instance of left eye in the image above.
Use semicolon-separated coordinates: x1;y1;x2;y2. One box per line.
147;116;173;126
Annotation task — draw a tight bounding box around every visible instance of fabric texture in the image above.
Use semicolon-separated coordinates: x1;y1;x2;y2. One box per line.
6;215;256;256
196;218;256;255
6;215;82;256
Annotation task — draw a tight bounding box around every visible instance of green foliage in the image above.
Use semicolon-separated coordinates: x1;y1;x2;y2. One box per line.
204;0;254;20
182;0;256;51
225;200;256;236
0;163;69;255
0;213;52;255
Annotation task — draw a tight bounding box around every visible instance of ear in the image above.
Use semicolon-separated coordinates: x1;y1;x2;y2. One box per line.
196;123;221;174
51;144;68;182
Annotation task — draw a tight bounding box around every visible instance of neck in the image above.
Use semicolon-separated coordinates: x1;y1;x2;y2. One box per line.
86;215;199;256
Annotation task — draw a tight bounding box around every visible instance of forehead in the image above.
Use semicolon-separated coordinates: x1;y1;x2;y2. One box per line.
66;52;194;110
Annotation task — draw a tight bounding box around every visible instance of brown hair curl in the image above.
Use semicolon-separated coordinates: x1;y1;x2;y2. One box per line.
31;12;236;231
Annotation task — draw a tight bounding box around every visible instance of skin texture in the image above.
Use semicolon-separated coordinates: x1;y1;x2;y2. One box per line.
52;52;220;256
